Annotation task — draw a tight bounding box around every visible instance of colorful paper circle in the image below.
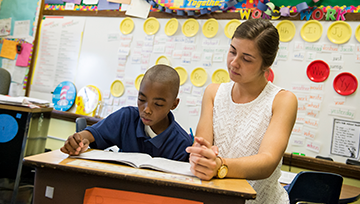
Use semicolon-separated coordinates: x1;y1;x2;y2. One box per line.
265;68;274;82
224;19;241;39
110;80;125;97
143;17;160;35
276;20;296;42
120;17;135;35
306;60;330;82
75;85;101;115
190;67;207;87
182;18;199;37
165;18;178;36
327;21;352;44
52;81;77;111
212;69;230;84
175;67;188;85
333;72;358;96
155;55;171;65
0;114;18;143
202;18;219;38
356;24;360;43
300;20;323;42
135;74;144;91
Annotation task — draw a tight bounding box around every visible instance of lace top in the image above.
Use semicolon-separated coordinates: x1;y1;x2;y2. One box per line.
213;81;289;204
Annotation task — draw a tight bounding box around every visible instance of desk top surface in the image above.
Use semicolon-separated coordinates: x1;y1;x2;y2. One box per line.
0;104;53;113
23;150;257;199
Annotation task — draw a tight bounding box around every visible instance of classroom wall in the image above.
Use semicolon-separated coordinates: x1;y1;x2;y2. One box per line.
32;16;360;164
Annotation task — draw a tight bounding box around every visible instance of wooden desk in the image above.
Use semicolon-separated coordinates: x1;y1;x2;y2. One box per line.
23;150;256;204
0;104;52;203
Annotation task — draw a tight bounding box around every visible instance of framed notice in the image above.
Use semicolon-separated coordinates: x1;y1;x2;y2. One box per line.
331;118;360;158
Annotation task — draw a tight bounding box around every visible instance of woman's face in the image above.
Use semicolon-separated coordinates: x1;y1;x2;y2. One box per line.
227;37;265;83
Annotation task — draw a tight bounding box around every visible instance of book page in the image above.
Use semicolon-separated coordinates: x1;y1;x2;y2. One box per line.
71;150;152;168
139;157;194;177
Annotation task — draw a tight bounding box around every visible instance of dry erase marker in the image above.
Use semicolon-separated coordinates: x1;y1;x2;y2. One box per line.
292;152;305;156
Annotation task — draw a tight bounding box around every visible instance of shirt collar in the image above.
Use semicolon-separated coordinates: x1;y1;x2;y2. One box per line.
136;111;175;149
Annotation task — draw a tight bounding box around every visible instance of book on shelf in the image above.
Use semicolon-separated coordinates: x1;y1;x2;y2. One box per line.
70;149;194;177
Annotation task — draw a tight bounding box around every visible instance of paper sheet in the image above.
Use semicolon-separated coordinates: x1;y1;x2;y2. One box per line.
0;39;17;60
15;43;32;67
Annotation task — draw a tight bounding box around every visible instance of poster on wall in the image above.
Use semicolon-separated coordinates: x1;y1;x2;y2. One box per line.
331;118;360;158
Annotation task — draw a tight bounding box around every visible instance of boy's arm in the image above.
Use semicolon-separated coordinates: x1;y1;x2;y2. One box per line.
60;130;95;155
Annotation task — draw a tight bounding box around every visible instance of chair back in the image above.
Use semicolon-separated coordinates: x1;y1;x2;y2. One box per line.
76;117;87;132
286;171;343;204
0;68;11;95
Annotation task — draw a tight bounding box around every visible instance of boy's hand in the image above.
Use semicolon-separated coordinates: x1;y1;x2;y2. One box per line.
60;133;90;155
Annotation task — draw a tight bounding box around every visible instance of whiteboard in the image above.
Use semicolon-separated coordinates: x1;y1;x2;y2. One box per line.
30;16;360;163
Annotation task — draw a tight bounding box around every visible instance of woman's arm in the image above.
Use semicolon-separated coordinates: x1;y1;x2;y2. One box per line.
195;83;220;143
188;90;297;180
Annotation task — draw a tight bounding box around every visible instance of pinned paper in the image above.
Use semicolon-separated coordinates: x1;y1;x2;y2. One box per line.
186;96;197;106
305;43;322;52
296;113;306;124
188;107;200;116
125;0;151;19
13;20;30;38
306;52;316;61
291;135;305;146
303;127;317;140
98;0;121;10
0;39;17;60
83;0;99;4
306;139;321;153
0;18;11;36
15;43;32;67
304;117;319;129
292;124;303;135
328;105;355;119
322;44;339;52
331;54;343;62
333;96;346;105
292;51;305;61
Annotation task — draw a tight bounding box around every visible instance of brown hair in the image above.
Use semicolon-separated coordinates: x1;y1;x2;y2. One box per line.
232;18;279;70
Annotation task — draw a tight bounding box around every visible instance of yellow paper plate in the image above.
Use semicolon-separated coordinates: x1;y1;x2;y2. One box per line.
212;69;230;84
174;67;188;85
276;20;296;42
135;74;144;91
327;21;352;44
202;18;219;38
75;85;101;116
110;80;125;97
182;18;199;37
120;17;135;35
155;55;171;65
190;67;207;87
143;17;160;35
224;19;241;39
356;24;360;43
300;20;323;42
165;18;178;36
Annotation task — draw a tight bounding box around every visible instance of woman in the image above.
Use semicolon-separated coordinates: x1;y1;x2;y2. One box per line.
186;18;297;203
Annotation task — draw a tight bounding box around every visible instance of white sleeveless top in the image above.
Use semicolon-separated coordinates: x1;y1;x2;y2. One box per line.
213;81;289;204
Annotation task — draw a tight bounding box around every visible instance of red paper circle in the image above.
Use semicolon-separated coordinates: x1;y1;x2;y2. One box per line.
306;60;330;82
333;72;358;96
265;68;274;82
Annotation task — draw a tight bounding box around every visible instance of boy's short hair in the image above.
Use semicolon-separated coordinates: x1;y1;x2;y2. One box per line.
142;65;180;99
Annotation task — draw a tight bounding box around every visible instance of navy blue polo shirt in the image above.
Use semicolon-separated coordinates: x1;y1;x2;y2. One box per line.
86;106;192;161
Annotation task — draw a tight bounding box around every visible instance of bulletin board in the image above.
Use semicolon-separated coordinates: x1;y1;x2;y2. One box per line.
30;15;360;163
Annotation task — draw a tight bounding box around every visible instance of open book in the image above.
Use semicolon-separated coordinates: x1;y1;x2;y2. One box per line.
70;150;194;177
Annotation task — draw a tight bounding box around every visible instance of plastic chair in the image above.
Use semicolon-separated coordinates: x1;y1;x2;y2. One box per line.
286;171;343;204
76;117;87;132
0;68;11;95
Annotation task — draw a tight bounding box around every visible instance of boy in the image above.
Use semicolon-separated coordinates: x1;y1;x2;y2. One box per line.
60;65;192;161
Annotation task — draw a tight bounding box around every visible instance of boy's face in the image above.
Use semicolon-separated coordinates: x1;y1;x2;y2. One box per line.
137;79;179;133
